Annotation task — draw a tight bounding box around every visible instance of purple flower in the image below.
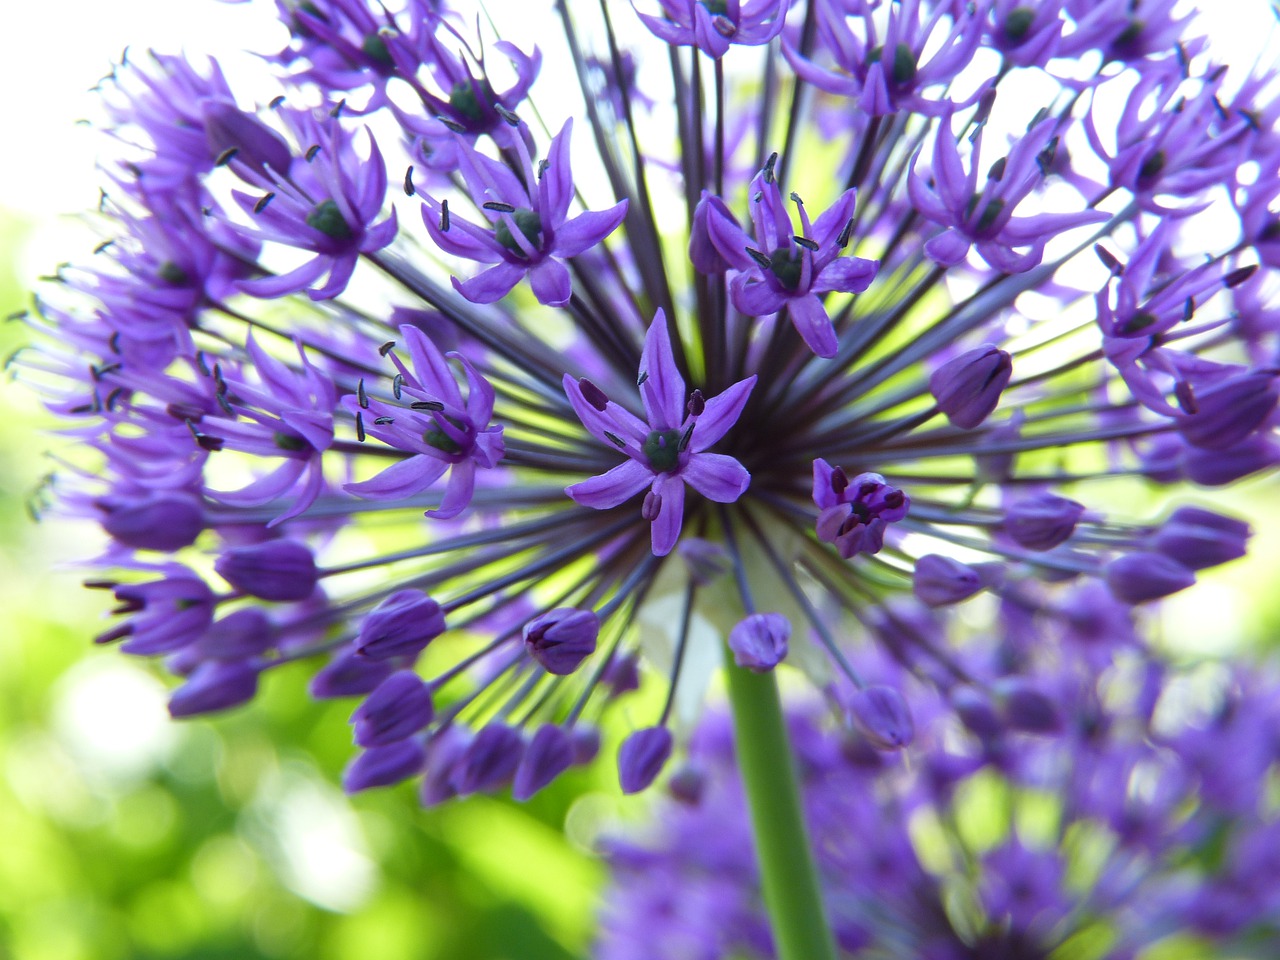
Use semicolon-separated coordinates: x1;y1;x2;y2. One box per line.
215;540;318;602
908;110;1107;272
523;608;600;675
512;724;576;800
168;659;260;718
728;613;790;671
233;113;397;301
701;171;877;358
812;460;909;559
343;324;504;519
618;726;674;794
355;589;446;661
565;313;757;556
422;119;628;307
637;0;790;59
929;345;1012;429
351;671;434;747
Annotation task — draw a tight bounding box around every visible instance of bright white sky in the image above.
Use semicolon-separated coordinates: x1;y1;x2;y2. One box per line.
1;0;1275;221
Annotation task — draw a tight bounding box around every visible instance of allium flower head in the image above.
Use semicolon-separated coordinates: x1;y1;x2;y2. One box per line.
17;0;1279;804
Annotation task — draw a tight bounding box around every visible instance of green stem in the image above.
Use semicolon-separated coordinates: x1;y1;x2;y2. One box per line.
723;660;838;960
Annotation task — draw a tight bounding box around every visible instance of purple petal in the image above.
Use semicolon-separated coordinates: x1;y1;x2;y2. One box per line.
452;261;526;304
566;459;651;509
539;119;575;225
424;459;476;520
210;458;306;507
555;201;629;257
401;325;464;407
649;474;685;556
529;258;572;307
639;311;687;429
731;275;788;316
682;453;751;503
812;256;878;295
308;255;357;301
925;229;971;266
691;375;756;451
345;455;448;500
238;257;329;299
787;293;839;359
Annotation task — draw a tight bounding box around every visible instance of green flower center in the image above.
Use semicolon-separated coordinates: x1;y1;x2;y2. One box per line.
361;33;394;68
495;208;544;254
643;429;681;473
449;81;487;124
158;261;190;286
423;415;467;454
274;432;308;452
769;248;804;291
306;200;353;240
965;195;1006;234
1004;7;1035;43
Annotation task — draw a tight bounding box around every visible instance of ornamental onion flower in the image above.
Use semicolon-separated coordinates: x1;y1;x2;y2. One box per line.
600;650;1280;958
14;0;1277;834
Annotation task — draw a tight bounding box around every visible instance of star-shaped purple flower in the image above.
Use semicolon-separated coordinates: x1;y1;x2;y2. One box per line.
564;312;756;556
700;168;878;358
637;0;789;59
342;324;504;519
421;119;628;308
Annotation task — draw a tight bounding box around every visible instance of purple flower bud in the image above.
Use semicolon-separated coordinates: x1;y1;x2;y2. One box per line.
523;608;599;675
215;540;318;602
666;763;707;805
571;727;601;765
310;647;395;699
343;739;426;793
997;679;1063;734
602;651;641;698
913;554;1001;606
1152;507;1250;570
727;612;790;671
679;538;731;585
1004;494;1085;551
1177;370;1278;451
201;99;293;175
99;491;204;551
1104;552;1196;604
355;589;446;661
848;685;914;750
949;685;1003;738
419;726;473;808
618;726;673;794
451;722;525;795
929;345;1013;429
197;608;274;661
351;671;434;747
1182;435;1280;485
512;724;574;800
168;660;259;718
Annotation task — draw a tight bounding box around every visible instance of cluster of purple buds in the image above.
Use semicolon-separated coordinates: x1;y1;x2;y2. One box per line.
15;0;1280;810
600;644;1280;958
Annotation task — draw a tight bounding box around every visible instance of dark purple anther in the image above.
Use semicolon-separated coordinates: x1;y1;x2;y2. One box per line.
168;660;260;718
727;612;790;672
355;589;446;661
512;724;575;800
929;345;1013;429
848;685;914;750
343;739;427;793
618;726;673;795
523;608;599;675
351;671;434;747
215;540;317;602
451;722;525;795
1003;493;1085;551
579;377;610;412
687;389;705;417
1104;552;1196;604
641;490;662;522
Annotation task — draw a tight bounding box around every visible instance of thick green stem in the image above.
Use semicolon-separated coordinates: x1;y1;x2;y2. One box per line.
724;660;838;960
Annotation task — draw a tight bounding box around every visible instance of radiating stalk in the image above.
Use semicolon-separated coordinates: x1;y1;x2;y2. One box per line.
723;660;838;960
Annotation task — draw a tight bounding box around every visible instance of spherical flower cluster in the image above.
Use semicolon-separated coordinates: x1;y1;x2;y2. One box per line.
16;0;1278;803
599;644;1280;958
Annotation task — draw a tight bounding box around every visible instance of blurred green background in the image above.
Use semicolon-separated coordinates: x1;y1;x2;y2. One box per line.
4;2;1280;959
